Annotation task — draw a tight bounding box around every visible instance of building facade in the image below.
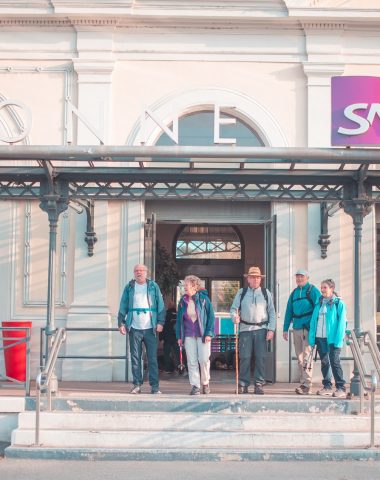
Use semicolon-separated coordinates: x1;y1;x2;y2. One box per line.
0;1;379;384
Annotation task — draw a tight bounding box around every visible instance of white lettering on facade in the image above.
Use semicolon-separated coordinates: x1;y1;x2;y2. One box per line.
66;99;105;145
0;100;32;143
338;103;380;136
139;108;179;145
214;105;237;144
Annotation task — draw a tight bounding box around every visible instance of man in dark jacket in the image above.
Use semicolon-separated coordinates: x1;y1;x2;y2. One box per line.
118;264;165;394
283;268;320;395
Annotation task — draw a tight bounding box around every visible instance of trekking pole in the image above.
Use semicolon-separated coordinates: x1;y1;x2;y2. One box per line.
234;321;239;395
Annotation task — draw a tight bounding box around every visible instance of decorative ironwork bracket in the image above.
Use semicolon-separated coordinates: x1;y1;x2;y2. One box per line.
70;199;97;257
318;201;340;259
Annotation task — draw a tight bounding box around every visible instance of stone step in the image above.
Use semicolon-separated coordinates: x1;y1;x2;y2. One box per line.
11;428;380;449
5;446;380;461
16;411;380;432
25;395;376;414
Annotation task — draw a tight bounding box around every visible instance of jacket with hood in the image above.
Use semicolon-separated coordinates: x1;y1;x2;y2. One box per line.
176;289;215;342
308;296;347;348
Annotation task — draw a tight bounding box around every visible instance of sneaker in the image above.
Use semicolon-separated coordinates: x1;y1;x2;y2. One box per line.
332;389;346;398
190;385;201;396
254;385;264;395
316;387;333;396
202;384;211;395
238;385;249;394
295;385;312;395
151;389;162;394
130;385;141;394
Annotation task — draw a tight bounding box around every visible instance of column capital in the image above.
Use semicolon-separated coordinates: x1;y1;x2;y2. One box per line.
340;199;373;225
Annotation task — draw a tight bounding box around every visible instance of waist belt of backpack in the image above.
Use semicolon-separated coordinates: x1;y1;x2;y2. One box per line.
240;319;269;327
131;308;157;314
292;310;313;319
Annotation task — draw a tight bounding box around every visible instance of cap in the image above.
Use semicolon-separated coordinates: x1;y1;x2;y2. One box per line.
295;268;309;277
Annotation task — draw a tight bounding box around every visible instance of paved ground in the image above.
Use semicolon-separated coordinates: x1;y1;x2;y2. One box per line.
0;459;379;480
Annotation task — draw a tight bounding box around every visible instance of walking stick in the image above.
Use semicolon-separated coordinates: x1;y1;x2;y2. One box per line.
234;321;239;395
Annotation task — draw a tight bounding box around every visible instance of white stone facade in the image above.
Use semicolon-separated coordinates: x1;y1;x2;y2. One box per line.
0;1;379;383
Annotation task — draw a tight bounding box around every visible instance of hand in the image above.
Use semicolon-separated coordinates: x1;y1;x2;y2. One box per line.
119;325;126;335
283;332;288;341
266;330;274;341
204;336;212;343
232;313;240;324
177;339;183;346
156;324;163;333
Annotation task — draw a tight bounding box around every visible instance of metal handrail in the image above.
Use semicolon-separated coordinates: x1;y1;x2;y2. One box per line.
35;327;66;446
345;329;379;448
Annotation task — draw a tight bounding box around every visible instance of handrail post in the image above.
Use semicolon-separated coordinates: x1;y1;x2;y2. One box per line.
370;370;377;449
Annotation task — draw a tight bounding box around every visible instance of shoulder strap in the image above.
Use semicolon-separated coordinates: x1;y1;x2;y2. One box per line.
305;285;314;307
261;286;269;315
239;287;248;312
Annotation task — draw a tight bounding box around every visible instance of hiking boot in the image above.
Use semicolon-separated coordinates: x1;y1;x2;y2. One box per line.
295;385;312;395
316;387;333;396
130;385;141;394
202;384;210;395
332;388;346;399
190;385;201;396
238;385;249;394
254;385;264;395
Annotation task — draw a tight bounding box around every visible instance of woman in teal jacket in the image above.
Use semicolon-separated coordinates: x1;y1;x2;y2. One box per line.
176;275;215;395
309;278;347;398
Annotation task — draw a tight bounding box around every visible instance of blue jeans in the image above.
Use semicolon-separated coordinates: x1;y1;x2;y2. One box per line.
315;337;345;390
238;329;267;387
129;327;159;390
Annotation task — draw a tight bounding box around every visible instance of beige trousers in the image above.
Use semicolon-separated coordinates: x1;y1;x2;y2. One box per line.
293;328;313;388
184;337;211;389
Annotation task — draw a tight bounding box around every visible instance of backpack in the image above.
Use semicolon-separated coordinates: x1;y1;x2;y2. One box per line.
290;284;314;319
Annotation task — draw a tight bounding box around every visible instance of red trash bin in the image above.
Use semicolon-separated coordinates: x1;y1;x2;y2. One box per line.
2;321;32;382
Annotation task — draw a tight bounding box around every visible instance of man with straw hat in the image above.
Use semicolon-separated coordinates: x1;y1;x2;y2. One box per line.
230;266;276;395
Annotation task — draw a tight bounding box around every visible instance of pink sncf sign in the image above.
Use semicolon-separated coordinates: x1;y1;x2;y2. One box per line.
331;76;380;146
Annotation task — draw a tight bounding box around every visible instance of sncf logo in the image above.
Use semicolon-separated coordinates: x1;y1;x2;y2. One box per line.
338;103;380;136
331;76;380;146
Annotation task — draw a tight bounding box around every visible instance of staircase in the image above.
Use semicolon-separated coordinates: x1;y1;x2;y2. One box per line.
5;395;380;461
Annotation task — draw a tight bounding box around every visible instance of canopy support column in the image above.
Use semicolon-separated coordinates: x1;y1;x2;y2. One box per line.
341;199;372;396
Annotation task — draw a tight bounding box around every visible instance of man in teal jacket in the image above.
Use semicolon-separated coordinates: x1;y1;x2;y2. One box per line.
283;269;320;395
118;264;165;394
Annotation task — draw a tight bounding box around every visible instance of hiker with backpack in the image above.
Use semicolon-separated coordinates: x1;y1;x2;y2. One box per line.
230;266;276;395
308;278;347;398
283;269;320;395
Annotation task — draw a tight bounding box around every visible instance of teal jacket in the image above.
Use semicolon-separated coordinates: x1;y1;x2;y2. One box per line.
283;282;320;331
308;296;347;348
176;289;215;342
117;279;165;330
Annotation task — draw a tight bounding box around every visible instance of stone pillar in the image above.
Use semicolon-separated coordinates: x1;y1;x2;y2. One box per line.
63;23;116;381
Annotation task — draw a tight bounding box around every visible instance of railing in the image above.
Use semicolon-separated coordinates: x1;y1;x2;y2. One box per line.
0;325;31;396
287;329;353;383
346;329;380;448
35;328;66;446
39;327;130;382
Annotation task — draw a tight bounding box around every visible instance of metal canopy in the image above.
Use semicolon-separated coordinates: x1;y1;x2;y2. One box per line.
0;145;379;202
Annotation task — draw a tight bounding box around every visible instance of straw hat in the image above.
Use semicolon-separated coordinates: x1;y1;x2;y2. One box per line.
244;266;265;277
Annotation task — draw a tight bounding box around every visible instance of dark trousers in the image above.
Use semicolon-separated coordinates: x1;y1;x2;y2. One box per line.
315;337;345;390
238;329;267;387
163;337;180;372
129;327;159;389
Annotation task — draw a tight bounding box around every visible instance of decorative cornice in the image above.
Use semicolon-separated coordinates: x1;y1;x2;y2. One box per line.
301;22;346;31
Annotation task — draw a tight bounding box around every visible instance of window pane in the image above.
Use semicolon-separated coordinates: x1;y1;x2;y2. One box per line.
211;280;240;313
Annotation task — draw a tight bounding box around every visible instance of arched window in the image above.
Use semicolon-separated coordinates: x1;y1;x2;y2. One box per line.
176;225;241;260
155;110;263;147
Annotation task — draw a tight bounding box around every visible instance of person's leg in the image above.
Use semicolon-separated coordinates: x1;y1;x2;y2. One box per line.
163;340;174;372
129;328;143;386
316;338;333;389
329;345;346;390
184;337;200;389
293;328;305;385
301;329;314;389
143;328;160;391
197;337;211;386
238;331;254;387
252;328;267;386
